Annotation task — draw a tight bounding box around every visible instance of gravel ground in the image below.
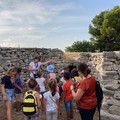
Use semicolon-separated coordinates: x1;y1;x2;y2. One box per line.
0;101;99;120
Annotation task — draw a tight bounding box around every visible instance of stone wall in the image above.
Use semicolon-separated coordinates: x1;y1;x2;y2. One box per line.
0;47;64;80
0;47;120;120
65;51;120;120
92;51;120;120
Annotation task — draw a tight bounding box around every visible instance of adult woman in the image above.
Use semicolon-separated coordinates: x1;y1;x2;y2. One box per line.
1;68;16;120
70;63;97;120
29;56;52;78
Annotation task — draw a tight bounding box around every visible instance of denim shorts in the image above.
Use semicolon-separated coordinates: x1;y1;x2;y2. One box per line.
64;100;73;111
5;88;14;101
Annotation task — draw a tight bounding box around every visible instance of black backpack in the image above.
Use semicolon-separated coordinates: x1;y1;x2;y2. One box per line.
96;81;103;120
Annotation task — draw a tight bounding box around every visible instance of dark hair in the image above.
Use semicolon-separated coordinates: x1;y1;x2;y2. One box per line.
28;78;38;89
63;72;71;80
13;67;22;74
78;63;91;77
71;68;79;78
36;71;42;78
34;56;40;61
48;79;57;96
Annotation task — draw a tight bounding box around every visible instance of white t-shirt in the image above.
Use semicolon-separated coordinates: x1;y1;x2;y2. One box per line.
60;77;66;84
43;91;60;112
29;61;42;77
36;77;46;92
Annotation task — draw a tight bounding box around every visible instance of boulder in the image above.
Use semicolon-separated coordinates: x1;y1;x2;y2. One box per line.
108;105;120;116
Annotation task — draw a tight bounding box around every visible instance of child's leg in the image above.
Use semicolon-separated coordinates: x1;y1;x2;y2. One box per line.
64;100;71;119
15;93;21;111
31;110;40;120
46;111;52;120
70;100;73;119
52;109;58;120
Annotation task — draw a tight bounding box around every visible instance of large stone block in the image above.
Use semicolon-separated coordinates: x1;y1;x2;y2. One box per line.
114;91;120;100
108;105;120;116
101;74;119;81
104;84;120;91
103;52;116;59
101;109;120;120
103;88;115;95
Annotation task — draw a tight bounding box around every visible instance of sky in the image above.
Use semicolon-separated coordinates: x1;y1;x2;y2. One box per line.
0;0;120;51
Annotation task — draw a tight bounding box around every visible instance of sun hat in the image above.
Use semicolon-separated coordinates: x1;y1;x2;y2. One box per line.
46;64;55;73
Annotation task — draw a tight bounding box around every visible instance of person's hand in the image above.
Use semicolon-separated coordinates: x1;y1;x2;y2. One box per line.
70;85;74;91
21;89;24;94
3;95;8;101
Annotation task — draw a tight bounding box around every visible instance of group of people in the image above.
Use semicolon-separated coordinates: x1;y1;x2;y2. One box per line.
1;56;98;120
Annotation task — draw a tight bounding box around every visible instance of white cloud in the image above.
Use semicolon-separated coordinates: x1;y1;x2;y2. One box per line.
0;35;46;47
0;0;74;48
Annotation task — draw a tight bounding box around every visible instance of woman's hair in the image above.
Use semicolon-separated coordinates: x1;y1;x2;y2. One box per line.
71;68;79;78
78;63;91;77
36;71;42;78
34;56;40;61
6;67;14;76
28;78;38;90
48;79;57;96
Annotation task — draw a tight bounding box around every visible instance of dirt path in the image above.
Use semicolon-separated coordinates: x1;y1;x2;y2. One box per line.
0;101;99;120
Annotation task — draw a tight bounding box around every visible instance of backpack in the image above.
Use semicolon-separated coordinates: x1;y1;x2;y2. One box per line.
22;91;38;116
96;81;103;120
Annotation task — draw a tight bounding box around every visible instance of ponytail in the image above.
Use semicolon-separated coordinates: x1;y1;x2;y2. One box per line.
48;79;57;96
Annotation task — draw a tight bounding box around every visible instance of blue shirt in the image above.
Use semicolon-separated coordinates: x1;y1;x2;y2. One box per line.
14;75;23;94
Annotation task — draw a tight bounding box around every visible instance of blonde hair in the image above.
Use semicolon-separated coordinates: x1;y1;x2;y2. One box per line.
6;67;14;76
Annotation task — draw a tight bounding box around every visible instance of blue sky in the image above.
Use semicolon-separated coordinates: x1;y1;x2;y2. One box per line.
0;0;120;51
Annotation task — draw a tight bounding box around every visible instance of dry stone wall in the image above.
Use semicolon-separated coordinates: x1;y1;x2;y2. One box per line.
65;51;120;120
92;51;120;120
0;47;64;80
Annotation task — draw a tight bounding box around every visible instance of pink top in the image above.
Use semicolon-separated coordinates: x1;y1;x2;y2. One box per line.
49;73;56;79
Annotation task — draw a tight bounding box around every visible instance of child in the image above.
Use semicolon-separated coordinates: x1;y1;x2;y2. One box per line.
62;72;74;120
71;68;82;87
36;71;46;112
36;71;46;95
43;79;60;120
46;64;56;80
23;78;41;120
14;67;23;112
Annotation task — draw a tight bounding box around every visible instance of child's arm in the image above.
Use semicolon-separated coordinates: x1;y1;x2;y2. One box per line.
56;99;60;119
43;98;47;114
36;93;41;109
14;83;23;93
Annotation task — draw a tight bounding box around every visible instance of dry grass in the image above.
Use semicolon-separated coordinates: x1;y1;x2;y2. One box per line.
64;52;80;62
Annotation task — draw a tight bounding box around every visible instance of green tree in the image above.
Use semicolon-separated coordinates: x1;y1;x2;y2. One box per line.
65;40;95;52
89;6;120;51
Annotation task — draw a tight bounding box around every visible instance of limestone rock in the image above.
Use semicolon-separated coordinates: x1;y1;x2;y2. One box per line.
108;105;120;116
104;84;120;91
101;109;120;120
114;91;120;100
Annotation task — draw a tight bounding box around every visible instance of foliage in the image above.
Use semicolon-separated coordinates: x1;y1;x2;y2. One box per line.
65;40;96;52
89;6;120;51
